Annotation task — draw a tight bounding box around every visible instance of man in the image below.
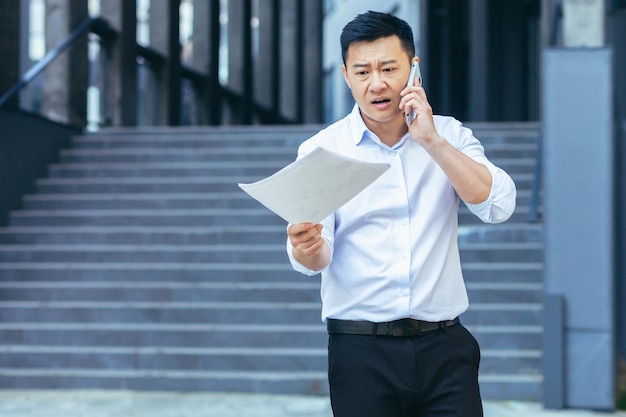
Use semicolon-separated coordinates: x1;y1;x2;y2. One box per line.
286;10;516;417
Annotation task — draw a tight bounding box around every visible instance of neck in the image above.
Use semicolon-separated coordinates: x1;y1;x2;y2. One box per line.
362;112;408;147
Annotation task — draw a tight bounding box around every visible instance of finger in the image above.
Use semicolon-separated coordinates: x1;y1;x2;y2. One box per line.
288;222;314;237
295;234;325;255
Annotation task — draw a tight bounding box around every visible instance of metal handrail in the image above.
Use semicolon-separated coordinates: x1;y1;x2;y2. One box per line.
1;15;292;126
528;133;543;223
0;17;116;108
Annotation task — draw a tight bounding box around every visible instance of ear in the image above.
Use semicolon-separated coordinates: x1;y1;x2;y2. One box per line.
341;65;351;90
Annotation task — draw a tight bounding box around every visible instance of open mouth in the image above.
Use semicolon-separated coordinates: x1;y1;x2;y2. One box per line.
372;98;391;105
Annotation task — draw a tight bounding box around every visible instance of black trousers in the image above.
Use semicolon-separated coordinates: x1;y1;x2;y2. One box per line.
327;321;483;417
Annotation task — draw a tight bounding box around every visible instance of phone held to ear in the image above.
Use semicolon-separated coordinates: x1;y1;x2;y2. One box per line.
405;61;422;125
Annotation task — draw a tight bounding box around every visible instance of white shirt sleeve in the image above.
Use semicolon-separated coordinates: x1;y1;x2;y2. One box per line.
464;160;517;224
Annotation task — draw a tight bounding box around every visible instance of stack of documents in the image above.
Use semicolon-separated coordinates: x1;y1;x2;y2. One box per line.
238;147;390;224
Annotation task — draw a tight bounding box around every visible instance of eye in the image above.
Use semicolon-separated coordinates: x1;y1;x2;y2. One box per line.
356;71;368;76
382;67;395;73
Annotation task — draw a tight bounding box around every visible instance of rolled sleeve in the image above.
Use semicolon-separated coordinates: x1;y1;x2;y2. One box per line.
465;161;517;224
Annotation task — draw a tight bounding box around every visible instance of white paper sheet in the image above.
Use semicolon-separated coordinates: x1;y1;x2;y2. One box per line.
238;147;390;224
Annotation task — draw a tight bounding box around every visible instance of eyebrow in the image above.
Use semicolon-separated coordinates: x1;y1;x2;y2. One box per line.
350;59;398;69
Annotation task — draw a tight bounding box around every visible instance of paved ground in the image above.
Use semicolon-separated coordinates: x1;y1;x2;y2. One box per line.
0;390;624;417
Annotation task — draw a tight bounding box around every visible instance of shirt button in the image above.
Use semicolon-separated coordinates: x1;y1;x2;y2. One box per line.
401;219;408;226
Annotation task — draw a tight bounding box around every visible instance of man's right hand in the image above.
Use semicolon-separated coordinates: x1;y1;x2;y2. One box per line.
287;223;330;271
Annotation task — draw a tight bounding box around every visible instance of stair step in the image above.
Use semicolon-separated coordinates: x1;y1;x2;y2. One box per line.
21;190;542;211
8;208;538;227
0;242;542;263
0;345;540;375
0;266;542;283
58;145;537;164
0;281;542;304
0;369;330;394
34;173;536;194
46;157;535;177
0;223;541;244
9;209;286;227
0;301;540;325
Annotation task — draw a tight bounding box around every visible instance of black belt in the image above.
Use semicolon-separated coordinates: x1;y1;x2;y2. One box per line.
327;317;460;337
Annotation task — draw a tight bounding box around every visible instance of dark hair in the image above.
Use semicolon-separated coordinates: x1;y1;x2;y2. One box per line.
340;11;415;64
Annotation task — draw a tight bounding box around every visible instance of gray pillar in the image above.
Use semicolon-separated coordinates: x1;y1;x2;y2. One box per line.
101;0;138;126
0;1;21;109
190;0;208;73
279;0;297;122
227;0;252;124
150;0;181;126
468;0;488;121
190;0;209;124
302;0;323;124
42;0;89;125
205;0;221;125
543;48;615;411
255;0;279;120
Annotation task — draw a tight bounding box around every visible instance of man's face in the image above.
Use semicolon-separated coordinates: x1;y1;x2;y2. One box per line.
342;36;413;129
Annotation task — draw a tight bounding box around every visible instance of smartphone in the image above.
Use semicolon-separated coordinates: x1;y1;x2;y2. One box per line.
405;61;422;124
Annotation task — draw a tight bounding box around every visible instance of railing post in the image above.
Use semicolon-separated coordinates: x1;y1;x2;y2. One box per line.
528;133;542;222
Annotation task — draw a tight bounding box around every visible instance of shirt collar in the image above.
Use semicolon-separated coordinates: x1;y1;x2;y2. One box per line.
348;104;411;150
348;104;370;146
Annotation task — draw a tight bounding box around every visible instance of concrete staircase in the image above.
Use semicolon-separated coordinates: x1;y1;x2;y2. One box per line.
0;123;543;400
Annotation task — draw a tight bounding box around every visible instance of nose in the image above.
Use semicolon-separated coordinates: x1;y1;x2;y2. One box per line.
369;71;385;92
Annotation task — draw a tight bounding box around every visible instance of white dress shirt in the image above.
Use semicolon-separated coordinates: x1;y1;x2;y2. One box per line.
287;105;516;323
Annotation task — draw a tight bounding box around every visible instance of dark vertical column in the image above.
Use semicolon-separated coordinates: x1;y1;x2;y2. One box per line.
191;0;218;125
101;0;138;126
425;0;469;120
241;0;252;124
610;7;626;385
419;1;429;90
294;0;304;123
302;0;323;123
279;0;296;123
150;0;181;126
0;1;21;109
167;0;181;126
256;0;280;122
120;0;138;126
468;0;488;121
227;0;252;124
271;0;281;121
68;2;89;126
207;0;221;125
490;1;533;121
42;0;89;126
611;8;626;368
190;0;208;124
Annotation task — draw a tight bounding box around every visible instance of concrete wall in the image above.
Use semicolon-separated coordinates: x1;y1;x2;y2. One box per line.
0;109;79;226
